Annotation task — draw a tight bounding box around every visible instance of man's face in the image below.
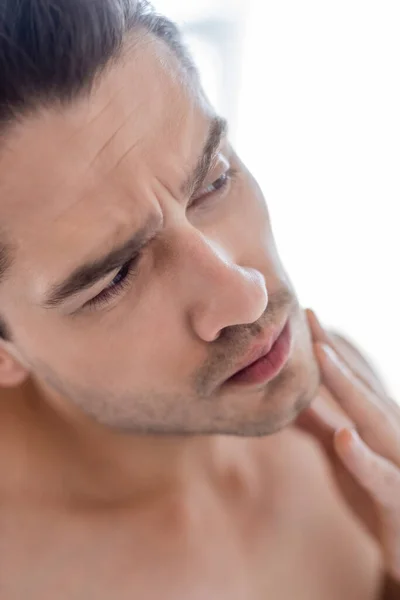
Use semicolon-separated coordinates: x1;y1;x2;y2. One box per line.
0;36;319;436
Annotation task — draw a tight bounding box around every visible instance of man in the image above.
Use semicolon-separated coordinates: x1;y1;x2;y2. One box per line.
0;1;399;598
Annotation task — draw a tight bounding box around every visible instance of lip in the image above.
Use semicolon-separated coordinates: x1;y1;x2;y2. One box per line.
224;318;291;386
232;320;287;375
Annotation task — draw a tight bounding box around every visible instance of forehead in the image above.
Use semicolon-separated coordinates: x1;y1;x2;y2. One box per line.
0;35;209;277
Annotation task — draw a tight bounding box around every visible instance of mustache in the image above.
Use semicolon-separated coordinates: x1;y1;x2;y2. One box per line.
193;288;294;396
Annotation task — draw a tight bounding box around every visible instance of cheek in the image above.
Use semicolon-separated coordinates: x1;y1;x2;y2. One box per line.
290;310;318;379
283;308;319;393
61;293;195;394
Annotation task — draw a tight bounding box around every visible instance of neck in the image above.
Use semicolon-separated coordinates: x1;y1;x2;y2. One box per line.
0;378;240;507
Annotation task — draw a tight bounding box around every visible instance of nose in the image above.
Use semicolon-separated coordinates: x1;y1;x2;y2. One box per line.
177;231;268;342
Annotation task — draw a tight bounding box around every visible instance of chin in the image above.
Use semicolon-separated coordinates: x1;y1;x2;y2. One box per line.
215;334;320;438
260;354;320;433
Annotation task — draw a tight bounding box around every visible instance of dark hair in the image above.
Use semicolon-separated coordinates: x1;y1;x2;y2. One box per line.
0;316;10;340
0;0;194;128
0;0;194;340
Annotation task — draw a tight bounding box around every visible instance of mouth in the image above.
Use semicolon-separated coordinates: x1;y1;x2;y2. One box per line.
224;318;292;387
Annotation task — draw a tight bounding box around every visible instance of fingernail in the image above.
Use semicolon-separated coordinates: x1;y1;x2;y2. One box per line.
340;428;362;448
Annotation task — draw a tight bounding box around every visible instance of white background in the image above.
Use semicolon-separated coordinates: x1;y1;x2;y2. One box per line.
154;0;400;399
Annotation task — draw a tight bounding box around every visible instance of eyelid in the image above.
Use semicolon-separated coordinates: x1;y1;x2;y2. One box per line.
64;252;141;316
187;168;237;214
78;257;139;313
191;155;231;199
77;255;135;304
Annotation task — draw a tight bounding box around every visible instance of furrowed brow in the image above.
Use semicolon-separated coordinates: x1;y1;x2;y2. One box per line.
43;214;162;308
181;116;228;199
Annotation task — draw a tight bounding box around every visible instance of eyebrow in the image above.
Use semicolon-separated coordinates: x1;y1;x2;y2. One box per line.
42;115;228;309
43;213;163;308
0;242;12;285
181;115;228;199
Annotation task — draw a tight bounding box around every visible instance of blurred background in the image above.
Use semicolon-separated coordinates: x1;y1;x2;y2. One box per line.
154;0;400;400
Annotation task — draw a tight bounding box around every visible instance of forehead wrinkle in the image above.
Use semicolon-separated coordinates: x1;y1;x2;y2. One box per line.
76;83;170;187
81;104;144;181
30;106;143;215
77;79;134;133
1;36;199;249
78;136;148;214
41;34;159;149
50;174;137;236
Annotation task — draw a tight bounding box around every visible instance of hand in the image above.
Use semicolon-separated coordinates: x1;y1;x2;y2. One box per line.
297;309;400;587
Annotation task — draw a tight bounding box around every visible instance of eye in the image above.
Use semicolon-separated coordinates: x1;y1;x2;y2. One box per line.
190;167;238;208
83;254;141;310
203;172;231;195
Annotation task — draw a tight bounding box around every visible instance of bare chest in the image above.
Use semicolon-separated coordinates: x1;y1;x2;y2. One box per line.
0;428;382;599
0;478;381;600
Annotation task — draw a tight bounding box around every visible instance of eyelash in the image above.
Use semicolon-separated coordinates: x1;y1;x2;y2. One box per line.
189;167;238;209
84;254;142;310
84;167;238;310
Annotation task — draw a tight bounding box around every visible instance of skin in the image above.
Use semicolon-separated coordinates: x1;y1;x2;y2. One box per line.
0;32;396;598
299;310;400;597
0;34;319;452
0;35;318;438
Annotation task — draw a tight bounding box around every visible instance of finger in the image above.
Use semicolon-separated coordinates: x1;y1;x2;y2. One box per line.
297;402;382;540
296;401;335;452
306;309;388;397
296;386;354;458
335;429;400;579
297;387;352;437
306;308;332;345
317;343;400;465
335;429;400;508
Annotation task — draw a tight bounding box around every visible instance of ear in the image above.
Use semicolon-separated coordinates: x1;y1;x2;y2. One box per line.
0;343;30;388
